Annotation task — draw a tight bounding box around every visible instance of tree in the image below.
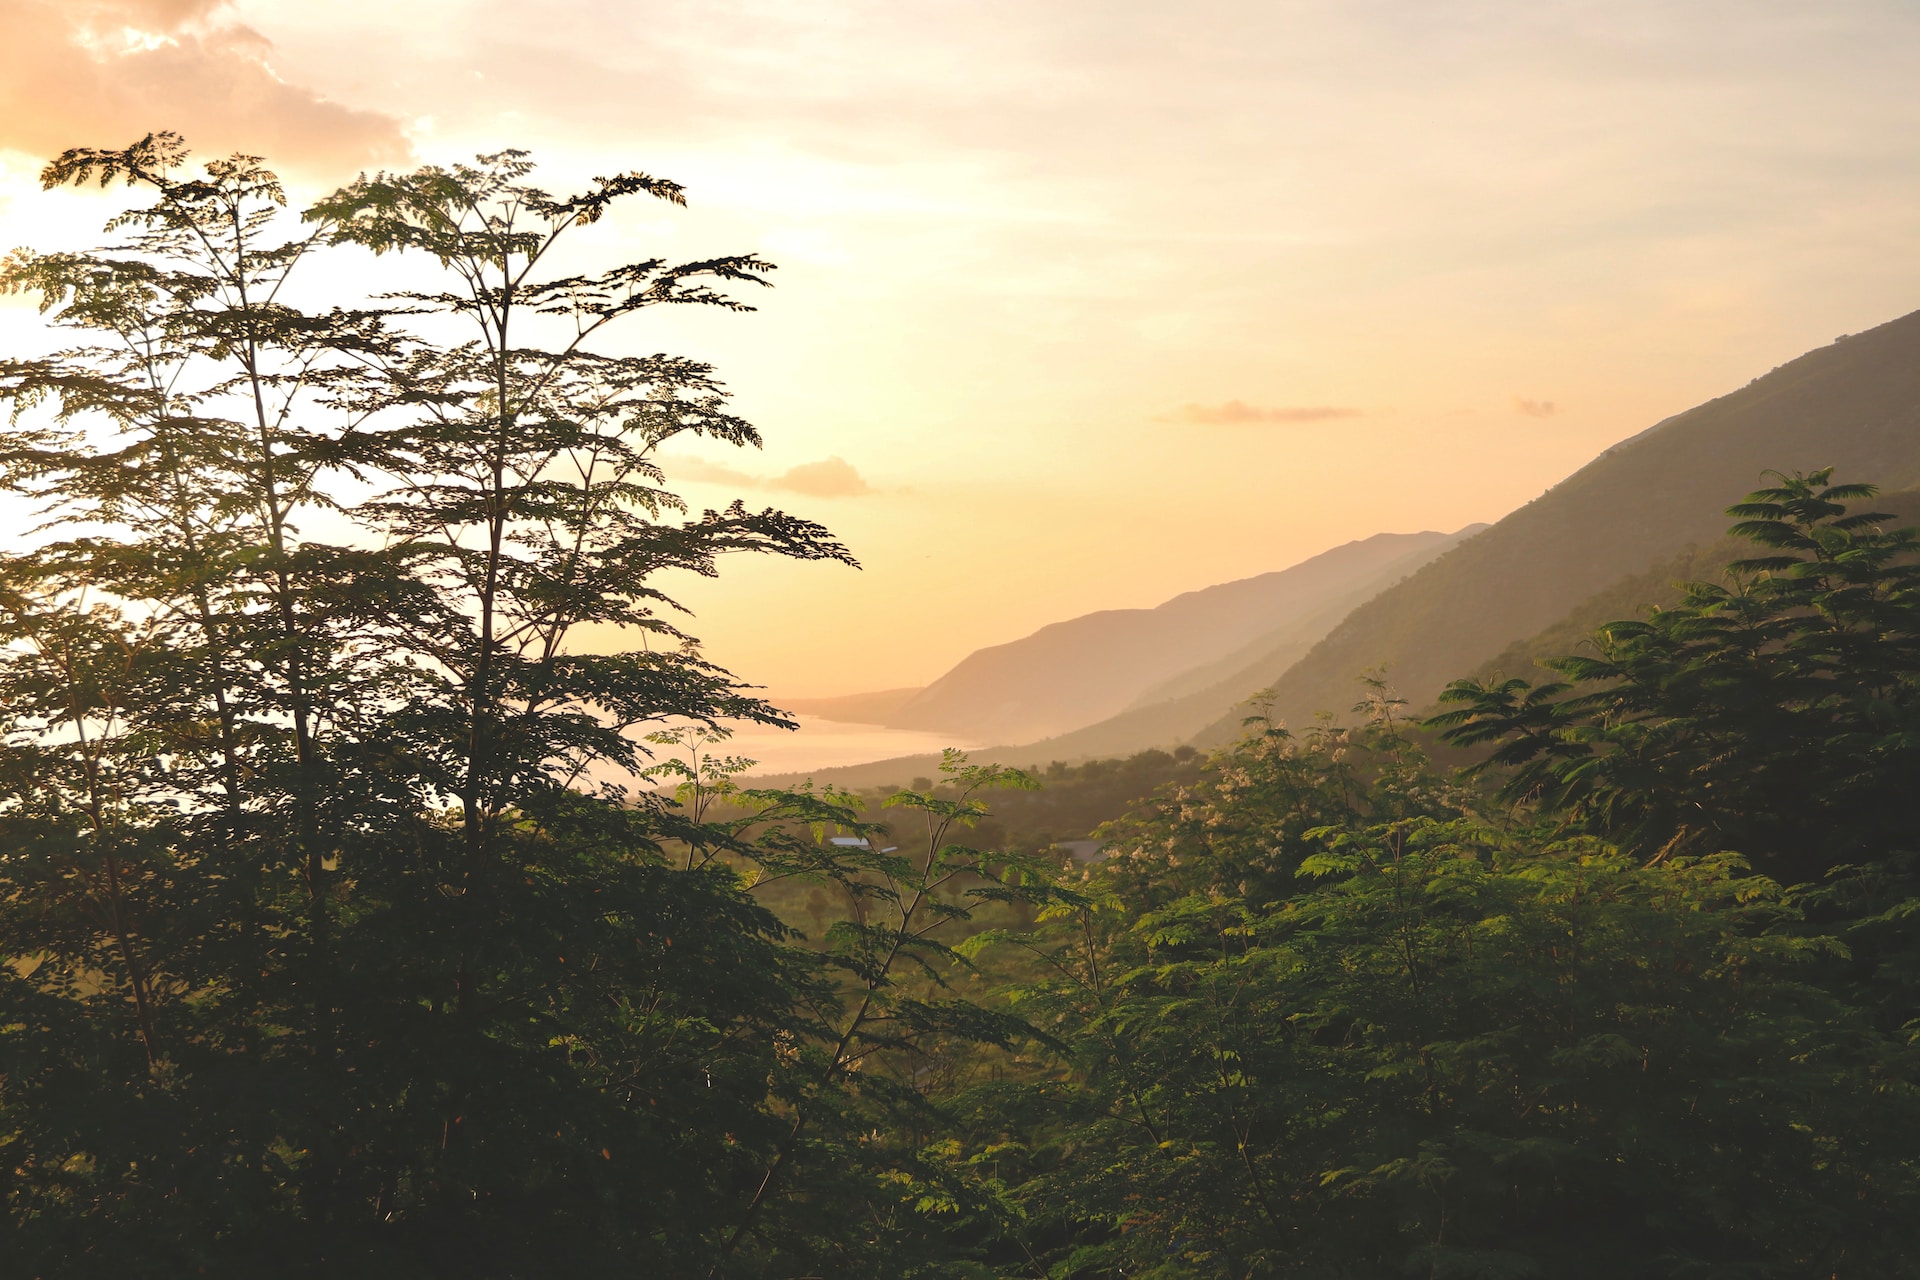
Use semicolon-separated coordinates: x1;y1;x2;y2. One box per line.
1429;469;1920;884
639;737;1078;1276
0;134;853;1277
960;651;1920;1276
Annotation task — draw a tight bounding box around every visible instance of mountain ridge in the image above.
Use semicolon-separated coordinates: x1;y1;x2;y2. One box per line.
1188;307;1920;744
880;528;1472;743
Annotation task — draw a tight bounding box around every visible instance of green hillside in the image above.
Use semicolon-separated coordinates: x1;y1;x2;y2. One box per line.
1191;308;1920;743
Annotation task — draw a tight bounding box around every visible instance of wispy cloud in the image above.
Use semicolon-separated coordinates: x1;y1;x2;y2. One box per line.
668;454;876;498
776;457;874;497
1156;400;1363;426
1513;397;1558;419
0;0;408;176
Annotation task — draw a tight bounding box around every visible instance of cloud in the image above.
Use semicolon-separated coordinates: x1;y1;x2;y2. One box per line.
775;456;874;497
0;0;408;178
1156;400;1363;426
669;454;875;498
1512;396;1558;419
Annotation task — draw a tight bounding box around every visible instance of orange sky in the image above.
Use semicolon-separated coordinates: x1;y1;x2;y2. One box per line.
4;0;1920;697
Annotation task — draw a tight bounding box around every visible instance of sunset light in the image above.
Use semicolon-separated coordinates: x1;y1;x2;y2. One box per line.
4;4;1919;1274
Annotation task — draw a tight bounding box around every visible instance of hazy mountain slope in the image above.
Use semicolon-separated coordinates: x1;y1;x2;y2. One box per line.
969;490;1920;786
885;530;1465;743
1464;539;1743;683
999;525;1489;760
778;687;923;724
1123;615;1335;710
977;643;1320;764
1120;529;1488;711
1462;486;1920;687
745;527;1484;788
1189;309;1920;745
731;489;1895;796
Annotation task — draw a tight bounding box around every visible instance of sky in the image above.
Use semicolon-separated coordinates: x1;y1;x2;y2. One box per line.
3;0;1920;698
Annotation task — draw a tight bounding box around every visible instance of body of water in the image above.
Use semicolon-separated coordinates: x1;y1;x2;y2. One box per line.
709;715;975;780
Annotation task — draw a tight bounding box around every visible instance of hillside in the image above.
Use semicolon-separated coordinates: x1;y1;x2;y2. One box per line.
1459;485;1920;686
1188;308;1920;744
982;526;1489;759
745;528;1481;790
882;529;1470;743
778;687;923;724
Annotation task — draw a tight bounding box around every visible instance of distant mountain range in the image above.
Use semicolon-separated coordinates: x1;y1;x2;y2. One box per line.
756;307;1920;789
855;529;1477;744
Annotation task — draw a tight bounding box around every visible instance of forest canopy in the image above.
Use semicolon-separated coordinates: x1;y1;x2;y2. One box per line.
2;138;1918;1279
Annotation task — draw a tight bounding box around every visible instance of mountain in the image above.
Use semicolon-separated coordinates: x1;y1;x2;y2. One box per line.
1189;308;1920;745
778;687;923;724
746;309;1920;792
1460;487;1920;690
973;525;1488;760
742;528;1480;791
881;529;1474;743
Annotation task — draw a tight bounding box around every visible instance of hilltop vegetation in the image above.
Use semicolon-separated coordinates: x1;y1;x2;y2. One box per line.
3;137;1919;1279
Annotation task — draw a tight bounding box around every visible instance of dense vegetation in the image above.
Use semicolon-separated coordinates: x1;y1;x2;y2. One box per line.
952;474;1920;1275
2;139;1918;1278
